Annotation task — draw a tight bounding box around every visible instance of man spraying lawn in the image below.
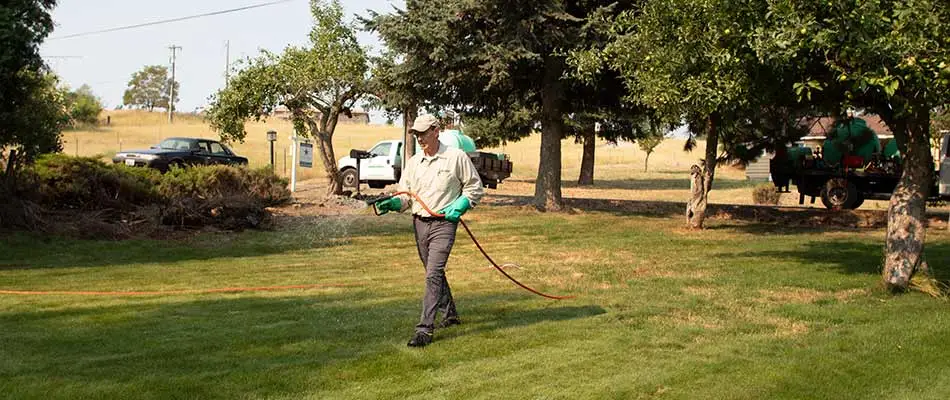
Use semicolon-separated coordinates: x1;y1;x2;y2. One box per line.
375;114;485;347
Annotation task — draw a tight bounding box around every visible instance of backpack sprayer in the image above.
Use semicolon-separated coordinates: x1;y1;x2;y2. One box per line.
368;192;574;300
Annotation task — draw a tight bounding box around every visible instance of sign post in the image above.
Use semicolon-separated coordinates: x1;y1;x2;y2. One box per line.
299;142;314;168
289;132;313;193
289;133;298;192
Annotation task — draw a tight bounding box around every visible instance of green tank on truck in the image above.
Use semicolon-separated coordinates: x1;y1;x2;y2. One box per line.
337;130;513;190
770;118;950;210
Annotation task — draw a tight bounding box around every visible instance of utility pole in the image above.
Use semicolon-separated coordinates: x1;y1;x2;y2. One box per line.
224;40;230;88
168;45;181;123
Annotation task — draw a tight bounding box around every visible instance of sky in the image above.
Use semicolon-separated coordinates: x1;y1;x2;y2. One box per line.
40;0;401;120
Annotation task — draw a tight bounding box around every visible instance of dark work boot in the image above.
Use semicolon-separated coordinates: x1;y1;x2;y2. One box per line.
437;318;462;329
407;332;433;347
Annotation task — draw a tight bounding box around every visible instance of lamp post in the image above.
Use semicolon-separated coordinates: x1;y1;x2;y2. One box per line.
266;130;277;171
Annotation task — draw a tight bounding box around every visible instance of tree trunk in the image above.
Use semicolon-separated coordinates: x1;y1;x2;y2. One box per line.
578;123;596;185
3;150;18;189
882;107;932;291
402;108;417;168
644;152;651;172
307;107;343;197
686;114;719;229
535;55;565;211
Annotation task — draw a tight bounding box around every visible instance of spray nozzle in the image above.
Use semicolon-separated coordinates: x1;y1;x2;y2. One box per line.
366;194;394;216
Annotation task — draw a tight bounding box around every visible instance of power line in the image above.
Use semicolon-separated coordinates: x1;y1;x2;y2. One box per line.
49;0;298;41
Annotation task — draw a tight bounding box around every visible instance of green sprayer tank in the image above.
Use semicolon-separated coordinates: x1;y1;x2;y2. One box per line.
822;118;883;165
414;129;477;154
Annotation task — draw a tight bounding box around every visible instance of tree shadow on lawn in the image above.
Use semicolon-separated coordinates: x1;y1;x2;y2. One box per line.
437;300;607;342
485;194;950;231
0;214;415;271
506;176;754;191
0;290;605;398
716;239;950;281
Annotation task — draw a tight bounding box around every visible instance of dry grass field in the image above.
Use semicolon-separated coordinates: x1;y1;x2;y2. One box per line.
66;110;897;210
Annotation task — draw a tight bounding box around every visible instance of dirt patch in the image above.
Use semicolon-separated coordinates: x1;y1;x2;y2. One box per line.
272;179;381;217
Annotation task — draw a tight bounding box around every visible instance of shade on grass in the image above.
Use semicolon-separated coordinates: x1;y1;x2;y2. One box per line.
2;208;949;399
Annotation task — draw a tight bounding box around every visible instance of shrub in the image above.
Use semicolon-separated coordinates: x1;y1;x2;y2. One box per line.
752;183;782;205
158;165;291;229
32;154;161;210
3;155;290;236
0;165;43;229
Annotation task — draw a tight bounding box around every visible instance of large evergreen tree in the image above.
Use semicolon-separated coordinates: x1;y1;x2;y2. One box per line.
371;0;639;210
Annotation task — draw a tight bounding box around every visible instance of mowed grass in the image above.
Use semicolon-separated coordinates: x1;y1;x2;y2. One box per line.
3;208;950;399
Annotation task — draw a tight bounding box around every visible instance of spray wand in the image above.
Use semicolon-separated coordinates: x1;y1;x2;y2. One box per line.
369;191;574;300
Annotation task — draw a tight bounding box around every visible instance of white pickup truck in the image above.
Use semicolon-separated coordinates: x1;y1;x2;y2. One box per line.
337;130;512;190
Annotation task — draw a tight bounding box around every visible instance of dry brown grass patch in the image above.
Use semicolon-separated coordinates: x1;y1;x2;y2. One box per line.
629;266;712;279
758;287;869;304
766;316;810;337
652;310;723;330
682;286;717;298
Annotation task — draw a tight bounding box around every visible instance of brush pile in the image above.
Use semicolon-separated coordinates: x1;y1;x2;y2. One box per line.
0;154;292;239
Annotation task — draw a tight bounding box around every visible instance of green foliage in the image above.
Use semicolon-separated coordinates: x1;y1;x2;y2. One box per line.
362;50;423;123
65;84;103;127
372;0;642;209
32;154;161;210
158;165;290;209
206;0;367;196
756;0;950;114
637;133;664;155
2;71;69;163
207;0;367;144
0;0;58;162
158;165;291;228
122;65;179;112
603;0;760;120
461;108;537;148
932;107;950;150
3;155;290;234
752;183;782;205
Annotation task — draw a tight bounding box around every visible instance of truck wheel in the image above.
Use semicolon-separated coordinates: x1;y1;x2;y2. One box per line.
341;168;358;189
849;192;865;210
821;178;857;210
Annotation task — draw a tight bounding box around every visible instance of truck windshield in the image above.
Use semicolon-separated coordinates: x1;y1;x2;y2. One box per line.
369;143;391;157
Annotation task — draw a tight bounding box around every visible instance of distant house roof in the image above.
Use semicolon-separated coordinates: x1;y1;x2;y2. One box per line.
800;114;893;140
270;105;369;124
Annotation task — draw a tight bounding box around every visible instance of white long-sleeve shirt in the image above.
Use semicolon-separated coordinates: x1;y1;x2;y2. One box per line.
396;144;484;217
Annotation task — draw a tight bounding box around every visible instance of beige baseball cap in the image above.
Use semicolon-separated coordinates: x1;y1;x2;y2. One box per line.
410;114;440;133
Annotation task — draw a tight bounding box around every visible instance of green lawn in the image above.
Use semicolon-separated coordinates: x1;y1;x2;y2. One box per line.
2;207;949;399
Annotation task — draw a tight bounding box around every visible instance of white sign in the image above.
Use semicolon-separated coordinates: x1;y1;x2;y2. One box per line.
299;143;313;168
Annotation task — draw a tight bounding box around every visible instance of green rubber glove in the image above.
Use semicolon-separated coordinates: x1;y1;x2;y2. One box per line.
440;196;471;222
376;197;402;215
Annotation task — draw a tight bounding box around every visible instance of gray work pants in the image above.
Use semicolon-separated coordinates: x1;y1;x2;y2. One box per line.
412;216;459;334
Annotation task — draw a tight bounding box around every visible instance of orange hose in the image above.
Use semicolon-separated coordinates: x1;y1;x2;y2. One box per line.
0;284;355;297
392;191;574;300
